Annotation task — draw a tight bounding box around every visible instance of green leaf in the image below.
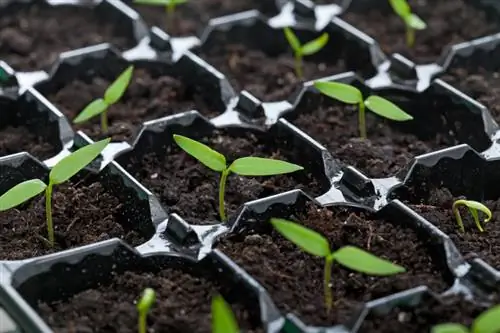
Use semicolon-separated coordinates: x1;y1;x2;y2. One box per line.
270;218;330;258
104;66;134;105
133;0;171;5
431;323;469;333
364;96;413;121
333;246;406;275
0;179;47;211
229;157;303;176
460;200;492;223
472;305;500;333
73;98;109;124
314;81;363;104
50;138;111;185
212;295;239;333
406;13;427;30
284;27;301;53
173;135;226;172
389;0;411;19
301;33;329;56
137;288;156;314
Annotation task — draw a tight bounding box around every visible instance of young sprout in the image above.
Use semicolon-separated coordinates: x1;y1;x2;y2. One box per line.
452;199;492;233
134;0;188;31
283;28;329;79
137;288;156;333
314;81;413;139
173;135;303;222
389;0;427;47
431;304;500;333
73;66;134;133
212;295;239;333
270;218;405;313
0;138;111;247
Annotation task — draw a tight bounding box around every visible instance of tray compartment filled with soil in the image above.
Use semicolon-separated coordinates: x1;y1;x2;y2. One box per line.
0;0;148;73
1;239;269;332
115;110;333;225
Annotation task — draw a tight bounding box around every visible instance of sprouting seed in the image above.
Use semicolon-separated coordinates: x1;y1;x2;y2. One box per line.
173;135;303;222
314;81;413;139
270;218;405;314
389;0;427;47
0;139;111;247
283;28;329;79
212;295;239;333
134;0;188;31
73;66;134;133
137;288;156;333
452;199;492;233
431;304;500;333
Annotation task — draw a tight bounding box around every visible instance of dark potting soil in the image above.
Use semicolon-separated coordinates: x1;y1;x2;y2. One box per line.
198;39;347;102
0;125;59;161
360;295;485;333
46;68;216;142
125;130;326;225
217;204;448;327
0;3;135;71
341;0;498;64
0;179;145;261
291;102;455;178
38;269;263;333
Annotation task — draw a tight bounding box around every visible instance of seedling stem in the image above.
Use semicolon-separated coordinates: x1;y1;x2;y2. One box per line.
45;182;54;246
358;100;366;139
100;112;109;133
137;288;156;333
219;169;229;222
452;199;492;233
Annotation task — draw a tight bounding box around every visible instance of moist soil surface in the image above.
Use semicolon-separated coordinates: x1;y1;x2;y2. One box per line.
0;178;145;261
46;68;216;142
124;130;326;225
341;0;498;64
360;295;485;333
291;102;455;178
217;204;448;326
0;3;135;71
404;185;500;270
442;68;500;123
0;125;59;161
133;0;277;37
198;37;347;102
38;269;263;333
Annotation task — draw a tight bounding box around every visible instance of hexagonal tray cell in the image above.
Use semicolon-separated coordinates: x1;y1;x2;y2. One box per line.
0;0;147;72
2;240;267;332
339;0;500;65
193;11;381;102
115;110;332;225
213;189;477;330
33;45;229;144
278;72;495;179
0;149;155;261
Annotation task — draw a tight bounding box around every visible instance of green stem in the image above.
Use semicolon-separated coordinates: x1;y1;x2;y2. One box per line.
295;53;303;79
138;312;146;333
452;200;466;233
100;111;108;133
358;101;367;139
406;26;415;48
219;169;230;222
324;255;334;314
45;182;54;247
166;3;175;31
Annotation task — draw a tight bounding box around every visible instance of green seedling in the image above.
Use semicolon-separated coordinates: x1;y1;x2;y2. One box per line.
134;0;188;31
452;199;492;233
137;288;156;333
73;66;134;133
270;218;405;314
283;28;329;79
431;304;500;333
0;138;111;247
389;0;427;47
212;295;239;333
173;135;303;222
314;81;413;139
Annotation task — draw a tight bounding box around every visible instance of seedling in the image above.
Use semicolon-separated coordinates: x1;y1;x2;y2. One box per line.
73;66;134;133
270;218;405;313
389;0;427;47
314;81;413;139
431;304;500;333
0;138;110;247
212;295;239;333
137;288;156;333
134;0;188;31
173;135;303;222
452;199;492;233
283;28;329;79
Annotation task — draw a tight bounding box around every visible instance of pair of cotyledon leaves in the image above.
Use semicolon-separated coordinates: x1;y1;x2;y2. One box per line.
432;305;500;333
284;27;329;57
389;0;427;30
